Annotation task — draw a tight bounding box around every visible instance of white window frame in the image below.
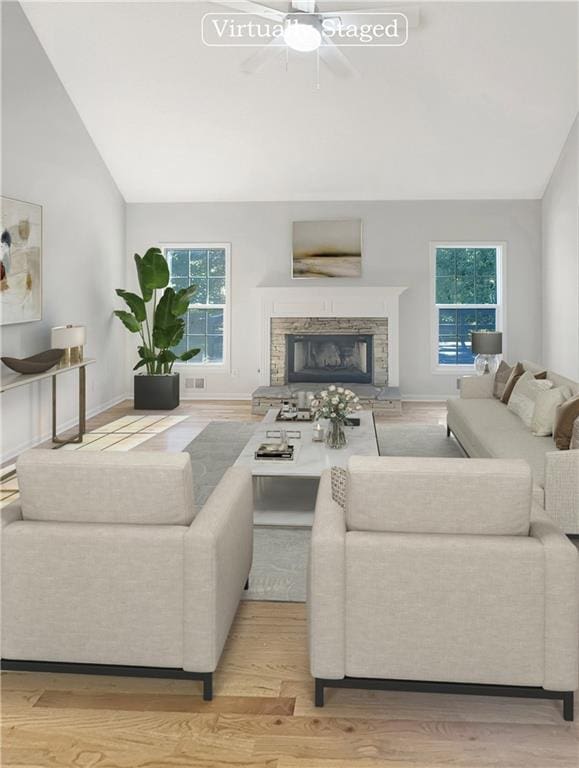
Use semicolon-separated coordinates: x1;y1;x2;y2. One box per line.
160;242;231;373
430;242;507;374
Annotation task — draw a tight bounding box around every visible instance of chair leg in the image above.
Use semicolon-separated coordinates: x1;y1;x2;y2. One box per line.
244;578;249;591
563;692;574;721
446;424;451;437
202;673;213;702
315;678;325;707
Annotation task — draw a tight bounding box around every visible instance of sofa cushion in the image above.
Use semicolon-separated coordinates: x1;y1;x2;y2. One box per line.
346;456;531;536
507;371;552;427
446;397;555;487
17;450;195;525
531;386;572;436
554;394;579;450
493;360;512;399
501;362;526;404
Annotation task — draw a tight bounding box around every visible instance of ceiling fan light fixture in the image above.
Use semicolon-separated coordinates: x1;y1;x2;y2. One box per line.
284;16;322;52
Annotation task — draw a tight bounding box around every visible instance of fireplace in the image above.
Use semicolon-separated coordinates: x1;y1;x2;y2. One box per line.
287;334;373;383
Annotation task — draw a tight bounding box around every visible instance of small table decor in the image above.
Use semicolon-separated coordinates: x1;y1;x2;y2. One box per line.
311;385;362;449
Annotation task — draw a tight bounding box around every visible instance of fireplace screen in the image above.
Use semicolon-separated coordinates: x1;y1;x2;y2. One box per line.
287;334;373;384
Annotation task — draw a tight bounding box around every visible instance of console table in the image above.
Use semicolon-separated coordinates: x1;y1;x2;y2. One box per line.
1;358;95;454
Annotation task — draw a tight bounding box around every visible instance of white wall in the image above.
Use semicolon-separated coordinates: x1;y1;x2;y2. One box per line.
542;116;579;380
1;3;127;462
127;199;542;399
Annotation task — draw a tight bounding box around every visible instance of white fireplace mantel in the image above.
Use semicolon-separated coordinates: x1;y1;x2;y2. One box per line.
257;286;407;387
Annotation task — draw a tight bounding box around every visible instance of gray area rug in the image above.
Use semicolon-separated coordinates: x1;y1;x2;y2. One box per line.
184;421;462;603
377;423;464;458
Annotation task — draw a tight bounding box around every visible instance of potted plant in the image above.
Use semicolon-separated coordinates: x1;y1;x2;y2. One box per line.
114;247;200;410
311;385;362;448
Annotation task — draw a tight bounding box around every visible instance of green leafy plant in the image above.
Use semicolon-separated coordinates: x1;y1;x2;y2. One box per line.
114;247;200;374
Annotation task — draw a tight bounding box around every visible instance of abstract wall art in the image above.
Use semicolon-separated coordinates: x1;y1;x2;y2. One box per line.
1;197;42;325
292;219;362;279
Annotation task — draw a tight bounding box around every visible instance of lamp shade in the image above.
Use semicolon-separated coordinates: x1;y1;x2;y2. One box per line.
471;331;502;355
51;325;86;348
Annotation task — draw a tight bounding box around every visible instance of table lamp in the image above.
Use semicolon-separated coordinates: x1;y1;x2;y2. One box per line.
471;331;502;375
51;325;86;366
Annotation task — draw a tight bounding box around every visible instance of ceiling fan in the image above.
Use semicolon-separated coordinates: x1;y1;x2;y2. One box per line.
209;1;419;78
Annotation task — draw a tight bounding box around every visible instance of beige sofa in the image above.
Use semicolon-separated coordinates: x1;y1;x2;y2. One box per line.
447;361;579;535
308;457;578;720
1;451;253;699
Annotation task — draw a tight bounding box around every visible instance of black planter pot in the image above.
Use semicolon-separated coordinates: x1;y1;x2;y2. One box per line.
134;373;180;410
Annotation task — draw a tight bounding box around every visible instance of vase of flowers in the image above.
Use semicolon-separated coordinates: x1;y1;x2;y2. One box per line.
311;385;362;449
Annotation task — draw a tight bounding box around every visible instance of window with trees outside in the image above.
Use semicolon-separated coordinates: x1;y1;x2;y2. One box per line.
432;244;503;369
163;244;230;366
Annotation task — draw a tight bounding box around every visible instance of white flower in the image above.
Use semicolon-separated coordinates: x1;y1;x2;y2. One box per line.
338;402;345;409
337;387;344;394
320;390;328;398
356;404;362;410
311;399;319;407
354;396;359;402
328;385;336;392
331;396;339;404
345;389;353;397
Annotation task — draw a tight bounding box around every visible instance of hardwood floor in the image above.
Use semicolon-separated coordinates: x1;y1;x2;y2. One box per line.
3;399;577;768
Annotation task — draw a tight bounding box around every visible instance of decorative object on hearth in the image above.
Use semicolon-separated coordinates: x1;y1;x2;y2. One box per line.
114;247;200;409
311;384;362;449
51;324;86;366
292;219;362;278
471;330;502;375
1;348;64;374
0;196;42;325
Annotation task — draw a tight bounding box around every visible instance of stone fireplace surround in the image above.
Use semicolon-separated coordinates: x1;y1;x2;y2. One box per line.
252;286;407;414
270;317;388;386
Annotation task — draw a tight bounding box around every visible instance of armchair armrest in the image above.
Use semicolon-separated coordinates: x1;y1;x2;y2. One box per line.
530;505;579;691
308;470;346;680
183;467;253;672
1;502;22;532
544;449;579;534
459;375;495;399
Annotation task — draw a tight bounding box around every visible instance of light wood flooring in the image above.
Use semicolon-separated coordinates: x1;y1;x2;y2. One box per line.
3;400;578;768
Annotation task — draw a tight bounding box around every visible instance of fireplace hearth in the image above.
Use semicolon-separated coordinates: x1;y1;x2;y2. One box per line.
287;334;373;384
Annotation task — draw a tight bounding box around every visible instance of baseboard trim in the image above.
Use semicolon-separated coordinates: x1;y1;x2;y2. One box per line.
1;658;213;701
314;676;574;720
1;392;130;465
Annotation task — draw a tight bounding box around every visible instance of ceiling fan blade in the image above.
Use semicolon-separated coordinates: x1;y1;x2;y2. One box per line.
319;34;358;78
321;7;420;28
241;38;286;74
209;0;286;23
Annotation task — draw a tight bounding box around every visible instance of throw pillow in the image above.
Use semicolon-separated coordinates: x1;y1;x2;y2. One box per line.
501;362;525;404
493;361;512;399
554;394;579;450
330;466;347;509
507;371;552;428
531;386;571;436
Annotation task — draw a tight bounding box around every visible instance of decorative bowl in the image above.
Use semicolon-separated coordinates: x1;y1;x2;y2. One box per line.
1;349;65;374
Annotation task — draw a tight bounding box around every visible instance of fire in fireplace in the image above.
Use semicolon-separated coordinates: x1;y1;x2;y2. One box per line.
287;334;373;384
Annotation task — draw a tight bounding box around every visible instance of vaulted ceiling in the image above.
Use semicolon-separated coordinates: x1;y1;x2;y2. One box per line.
22;1;578;202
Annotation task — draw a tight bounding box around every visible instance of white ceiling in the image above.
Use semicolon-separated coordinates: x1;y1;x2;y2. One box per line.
22;1;578;202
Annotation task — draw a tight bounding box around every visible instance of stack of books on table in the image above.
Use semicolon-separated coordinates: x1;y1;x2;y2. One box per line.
255;442;294;461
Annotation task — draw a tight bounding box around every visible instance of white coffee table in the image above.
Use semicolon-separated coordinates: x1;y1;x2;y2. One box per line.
234;409;379;527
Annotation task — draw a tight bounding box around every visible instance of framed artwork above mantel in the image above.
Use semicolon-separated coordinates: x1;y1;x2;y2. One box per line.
292;218;362;279
0;196;42;325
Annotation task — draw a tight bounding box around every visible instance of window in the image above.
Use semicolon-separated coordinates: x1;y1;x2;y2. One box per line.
163;244;230;366
431;244;504;370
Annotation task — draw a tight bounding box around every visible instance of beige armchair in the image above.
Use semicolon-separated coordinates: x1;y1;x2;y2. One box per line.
308;456;578;720
1;450;253;700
